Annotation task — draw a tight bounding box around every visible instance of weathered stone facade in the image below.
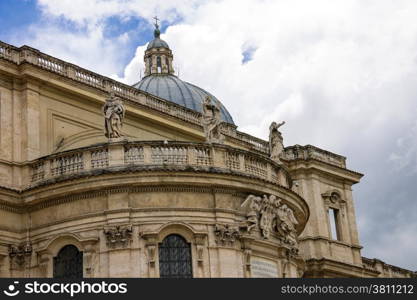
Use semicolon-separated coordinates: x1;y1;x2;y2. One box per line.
0;35;414;278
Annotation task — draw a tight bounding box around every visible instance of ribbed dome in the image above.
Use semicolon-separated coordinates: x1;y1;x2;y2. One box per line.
147;38;170;50
133;74;235;124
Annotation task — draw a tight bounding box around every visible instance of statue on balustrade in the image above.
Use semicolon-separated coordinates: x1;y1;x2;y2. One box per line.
103;93;125;139
269;121;285;163
202;96;224;144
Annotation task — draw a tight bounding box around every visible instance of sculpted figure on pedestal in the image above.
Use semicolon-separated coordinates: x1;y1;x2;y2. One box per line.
269;121;285;162
103;93;125;139
202;96;224;144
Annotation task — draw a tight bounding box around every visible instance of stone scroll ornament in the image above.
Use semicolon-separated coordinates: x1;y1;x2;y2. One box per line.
269;121;285;163
202;96;224;144
103;93;125;139
241;194;299;248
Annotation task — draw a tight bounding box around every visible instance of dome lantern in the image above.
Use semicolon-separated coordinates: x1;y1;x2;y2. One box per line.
144;16;175;76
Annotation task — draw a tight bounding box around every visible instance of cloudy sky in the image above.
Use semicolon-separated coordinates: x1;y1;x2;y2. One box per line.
1;0;416;270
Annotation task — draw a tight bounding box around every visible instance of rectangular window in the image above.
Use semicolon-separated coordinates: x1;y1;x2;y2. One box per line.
328;208;341;241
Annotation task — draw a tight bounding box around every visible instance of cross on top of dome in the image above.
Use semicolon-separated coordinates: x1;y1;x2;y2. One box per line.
153;16;160;38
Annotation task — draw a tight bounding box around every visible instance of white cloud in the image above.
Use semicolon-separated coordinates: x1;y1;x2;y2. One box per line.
389;120;417;174
9;0;417;270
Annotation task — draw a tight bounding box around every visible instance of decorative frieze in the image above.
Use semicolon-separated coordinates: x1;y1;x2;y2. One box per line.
103;225;132;248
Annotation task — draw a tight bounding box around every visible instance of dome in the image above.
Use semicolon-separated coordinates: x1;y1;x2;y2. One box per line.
133;74;235;124
147;38;170;50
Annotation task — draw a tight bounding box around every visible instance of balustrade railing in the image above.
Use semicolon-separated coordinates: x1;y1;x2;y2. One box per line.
151;145;188;165
50;153;84;176
29;141;288;188
37;55;65;75
283;145;346;168
224;151;241;170
124;145;144;164
91;148;109;168
244;156;268;179
194;146;212;166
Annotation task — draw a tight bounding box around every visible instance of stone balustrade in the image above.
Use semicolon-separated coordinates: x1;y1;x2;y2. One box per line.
283;144;346;168
362;257;416;278
28;141;290;188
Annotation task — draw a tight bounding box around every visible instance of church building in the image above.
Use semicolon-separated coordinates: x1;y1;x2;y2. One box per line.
0;20;414;278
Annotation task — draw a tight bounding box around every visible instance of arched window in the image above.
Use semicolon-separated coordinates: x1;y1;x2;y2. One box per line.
165;57;170;73
159;234;192;278
53;245;83;279
157;56;162;73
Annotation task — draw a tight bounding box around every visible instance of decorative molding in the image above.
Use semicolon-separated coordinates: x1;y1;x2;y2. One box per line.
8;241;32;268
195;234;206;265
214;224;241;246
103;224;132;248
322;190;346;208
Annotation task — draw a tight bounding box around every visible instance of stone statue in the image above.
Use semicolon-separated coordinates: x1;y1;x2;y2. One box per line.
269;121;285;162
103;93;125;139
241;195;261;233
276;204;299;246
259;195;275;238
202;96;224;144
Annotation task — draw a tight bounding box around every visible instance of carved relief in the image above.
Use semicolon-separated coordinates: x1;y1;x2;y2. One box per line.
241;194;299;251
322;190;346;213
8;241;32;269
147;244;156;265
102;92;125;139
195;234;206;265
103;225;132;248
202;96;224;144
214;224;241;246
269;121;285;163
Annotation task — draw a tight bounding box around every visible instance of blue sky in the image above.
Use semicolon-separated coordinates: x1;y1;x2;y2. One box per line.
0;1;40;34
0;0;172;77
1;0;417;272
